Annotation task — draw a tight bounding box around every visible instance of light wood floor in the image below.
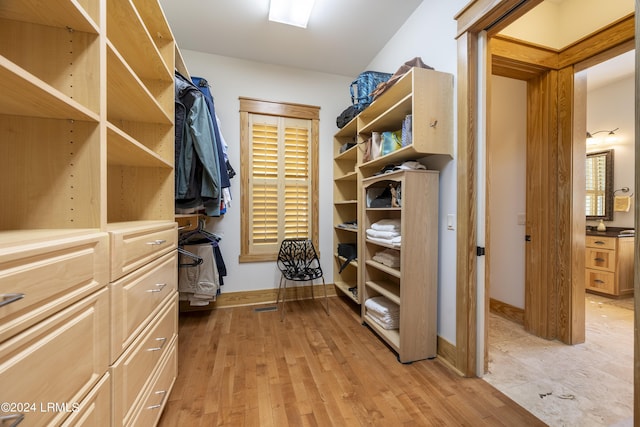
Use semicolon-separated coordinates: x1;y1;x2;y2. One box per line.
158;295;545;426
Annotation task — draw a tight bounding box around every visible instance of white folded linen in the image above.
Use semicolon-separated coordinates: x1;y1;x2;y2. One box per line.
371;218;401;232
367;235;401;247
365;296;400;317
367;309;399;330
366;228;400;239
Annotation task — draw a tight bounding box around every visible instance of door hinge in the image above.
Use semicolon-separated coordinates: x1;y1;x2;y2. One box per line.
476;246;485;256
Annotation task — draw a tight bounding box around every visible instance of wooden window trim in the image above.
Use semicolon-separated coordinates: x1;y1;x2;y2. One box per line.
239;97;320;263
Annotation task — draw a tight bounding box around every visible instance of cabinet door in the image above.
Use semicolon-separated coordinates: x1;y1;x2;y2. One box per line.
108;222;177;281
0;288;109;426
585;247;615;272
111;295;178;426
585;270;615;294
0;231;108;342
110;251;177;362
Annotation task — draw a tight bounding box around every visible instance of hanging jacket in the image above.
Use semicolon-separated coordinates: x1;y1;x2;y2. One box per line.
175;72;222;216
191;76;231;189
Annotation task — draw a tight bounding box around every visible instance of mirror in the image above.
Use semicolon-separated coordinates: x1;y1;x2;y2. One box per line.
586;149;614;221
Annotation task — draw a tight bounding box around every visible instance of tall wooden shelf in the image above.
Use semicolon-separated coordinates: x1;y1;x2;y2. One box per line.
361;170;439;363
332;66;452;361
333;118;360;302
0;0;178;425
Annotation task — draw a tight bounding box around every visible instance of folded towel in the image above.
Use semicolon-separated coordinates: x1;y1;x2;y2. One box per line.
366;235;402;247
367;309;399;330
365;296;400;317
373;248;401;268
371;218;401;232
366;228;400;239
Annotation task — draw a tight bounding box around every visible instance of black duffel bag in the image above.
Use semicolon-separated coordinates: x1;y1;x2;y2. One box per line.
336;105;358;129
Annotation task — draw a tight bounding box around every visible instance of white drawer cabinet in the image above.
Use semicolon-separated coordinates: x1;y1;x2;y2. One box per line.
111;294;178;426
107;221;177;282
61;373;112;427
110;251;177;362
127;339;177;427
0;230;108;343
0;288;109;426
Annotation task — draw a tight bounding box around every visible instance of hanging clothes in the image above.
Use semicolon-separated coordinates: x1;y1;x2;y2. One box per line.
191;76;235;214
178;223;227;307
179;243;220;306
175;71;221;216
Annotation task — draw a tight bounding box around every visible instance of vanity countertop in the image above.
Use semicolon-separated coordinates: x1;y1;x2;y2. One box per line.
586;226;634;238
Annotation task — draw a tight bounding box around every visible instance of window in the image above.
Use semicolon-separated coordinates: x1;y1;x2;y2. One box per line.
239;98;319;262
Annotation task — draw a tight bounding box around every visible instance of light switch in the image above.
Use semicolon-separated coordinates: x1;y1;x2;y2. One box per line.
447;214;455;230
517;213;526;225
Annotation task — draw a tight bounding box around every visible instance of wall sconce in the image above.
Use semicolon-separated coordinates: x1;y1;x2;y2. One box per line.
586;128;619;145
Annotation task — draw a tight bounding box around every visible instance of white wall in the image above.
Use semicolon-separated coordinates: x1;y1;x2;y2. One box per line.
586;74;635;229
365;0;469;344
486;71;635;310
489;76;527;309
181;50;352;292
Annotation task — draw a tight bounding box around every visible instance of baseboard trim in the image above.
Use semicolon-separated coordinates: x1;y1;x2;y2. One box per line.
179;283;338;312
489;298;524;325
436;336;461;374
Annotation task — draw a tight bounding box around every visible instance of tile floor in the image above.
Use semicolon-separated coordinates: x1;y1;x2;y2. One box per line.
483;294;634;427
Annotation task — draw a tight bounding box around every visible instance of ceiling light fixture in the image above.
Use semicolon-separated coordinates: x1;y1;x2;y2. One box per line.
268;0;316;28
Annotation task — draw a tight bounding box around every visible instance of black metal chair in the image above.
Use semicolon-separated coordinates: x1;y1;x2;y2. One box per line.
276;238;329;320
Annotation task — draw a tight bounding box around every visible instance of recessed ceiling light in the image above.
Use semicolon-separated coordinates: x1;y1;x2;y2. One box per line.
268;0;316;28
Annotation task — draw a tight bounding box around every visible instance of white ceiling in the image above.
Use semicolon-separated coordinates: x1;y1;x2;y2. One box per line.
160;0;634;86
159;0;423;77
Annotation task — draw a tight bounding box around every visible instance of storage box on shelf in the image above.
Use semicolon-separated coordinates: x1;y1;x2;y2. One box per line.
333;118;361;303
361;170;439;363
0;0;178;425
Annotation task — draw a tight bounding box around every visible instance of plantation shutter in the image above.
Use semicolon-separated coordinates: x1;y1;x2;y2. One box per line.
249;114;312;254
585;154;606;216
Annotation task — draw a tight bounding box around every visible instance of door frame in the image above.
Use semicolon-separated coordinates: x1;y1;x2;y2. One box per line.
453;4;636;409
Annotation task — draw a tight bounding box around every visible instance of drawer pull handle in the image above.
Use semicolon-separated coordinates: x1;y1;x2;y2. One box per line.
148;337;167;352
594;240;606;245
0;293;25;308
594;279;605;284
147;390;168;410
594;257;605;262
0;413;25;426
146;283;167;293
146;239;167;246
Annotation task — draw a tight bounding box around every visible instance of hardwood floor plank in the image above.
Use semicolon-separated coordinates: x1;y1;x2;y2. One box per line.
158;296;544;426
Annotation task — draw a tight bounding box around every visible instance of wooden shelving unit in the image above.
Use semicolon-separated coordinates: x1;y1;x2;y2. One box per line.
361;170;439;363
333;118;360;302
332;66;452;360
0;0;179;425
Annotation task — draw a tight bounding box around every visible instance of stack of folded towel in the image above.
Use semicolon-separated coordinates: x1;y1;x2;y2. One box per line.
366;218;401;247
365;296;400;330
372;248;400;268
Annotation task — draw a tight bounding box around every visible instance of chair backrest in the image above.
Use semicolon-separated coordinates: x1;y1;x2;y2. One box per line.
277;239;322;279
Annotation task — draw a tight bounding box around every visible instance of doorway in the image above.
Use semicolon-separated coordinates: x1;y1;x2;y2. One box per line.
453;0;635;377
453;0;638;417
484;51;635;426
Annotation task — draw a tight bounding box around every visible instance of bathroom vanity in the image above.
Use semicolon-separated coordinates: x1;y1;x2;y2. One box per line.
585;228;634;297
